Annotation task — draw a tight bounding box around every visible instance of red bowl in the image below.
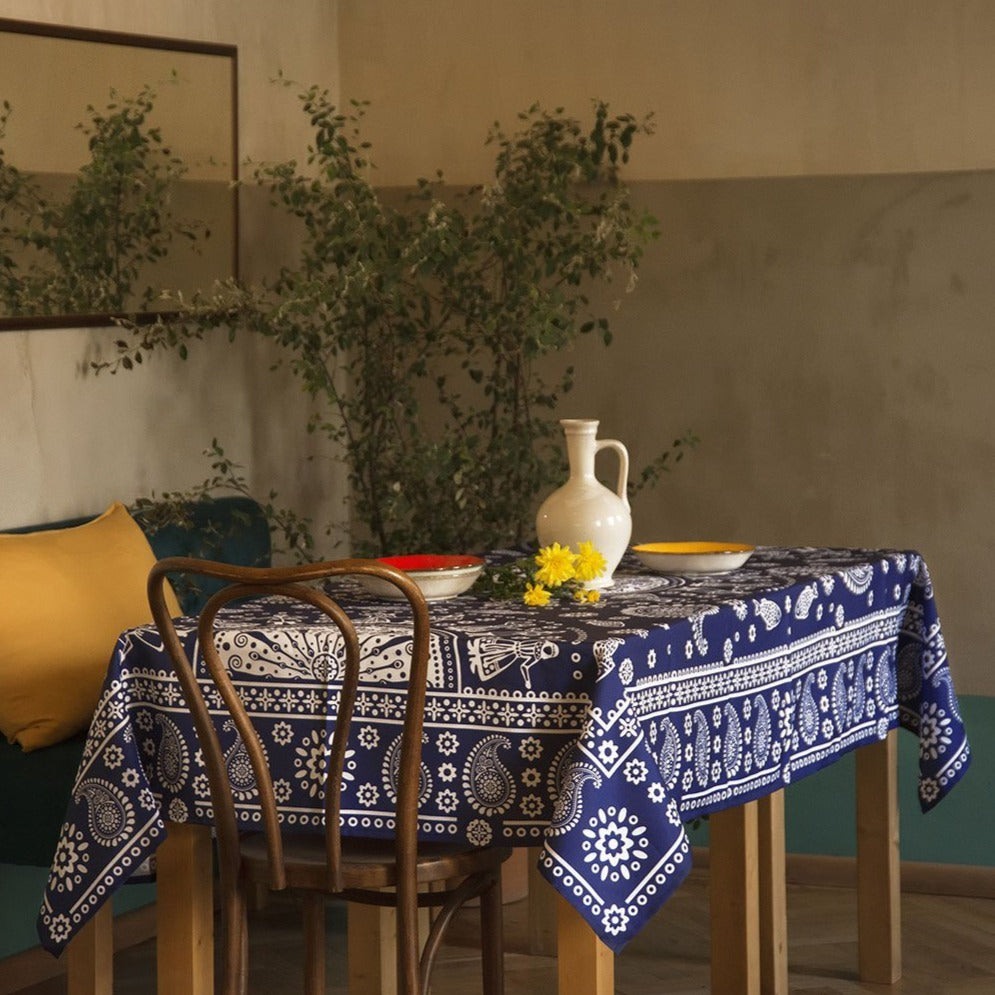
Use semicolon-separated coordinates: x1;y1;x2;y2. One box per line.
359;554;485;600
377;554;484;572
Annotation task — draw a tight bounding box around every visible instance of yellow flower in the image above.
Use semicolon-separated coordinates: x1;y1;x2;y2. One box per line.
584;589;601;604
523;582;552;606
534;542;577;588
573;541;607;582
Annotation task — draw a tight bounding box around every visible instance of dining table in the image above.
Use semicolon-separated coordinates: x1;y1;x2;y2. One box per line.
38;545;970;994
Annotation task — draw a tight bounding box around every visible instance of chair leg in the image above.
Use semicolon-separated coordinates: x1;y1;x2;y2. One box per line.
238;891;249;995
421;872;500;992
222;885;249;995
303;891;326;995
480;870;505;995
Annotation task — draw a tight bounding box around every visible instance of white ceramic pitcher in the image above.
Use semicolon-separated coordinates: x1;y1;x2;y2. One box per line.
535;419;632;588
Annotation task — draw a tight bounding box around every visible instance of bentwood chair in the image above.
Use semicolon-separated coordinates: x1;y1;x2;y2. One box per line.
148;557;511;995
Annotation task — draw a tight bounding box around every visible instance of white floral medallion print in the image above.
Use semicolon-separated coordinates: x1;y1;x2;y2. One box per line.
582;806;650;883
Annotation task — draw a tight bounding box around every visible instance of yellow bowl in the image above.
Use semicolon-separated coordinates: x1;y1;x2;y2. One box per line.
631;541;754;575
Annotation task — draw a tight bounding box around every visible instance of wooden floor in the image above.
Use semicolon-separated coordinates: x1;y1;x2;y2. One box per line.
20;870;995;993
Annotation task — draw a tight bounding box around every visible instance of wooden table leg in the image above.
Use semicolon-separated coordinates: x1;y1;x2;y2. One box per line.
710;801;760;995
856;730;901;983
527;847;558;956
157;822;214;994
556;894;613;995
757;790;788;995
65;899;113;995
348;904;397;995
347;887;445;995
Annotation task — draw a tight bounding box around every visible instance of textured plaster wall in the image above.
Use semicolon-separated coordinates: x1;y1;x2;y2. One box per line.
339;0;995;184
567;171;995;696
0;0;347;547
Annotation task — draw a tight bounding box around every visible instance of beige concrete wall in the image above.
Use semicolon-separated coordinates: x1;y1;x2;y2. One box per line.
340;2;995;695
564;171;995;696
340;0;995;185
0;1;347;548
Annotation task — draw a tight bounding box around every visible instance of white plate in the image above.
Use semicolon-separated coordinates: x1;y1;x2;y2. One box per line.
356;554;485;601
632;541;755;575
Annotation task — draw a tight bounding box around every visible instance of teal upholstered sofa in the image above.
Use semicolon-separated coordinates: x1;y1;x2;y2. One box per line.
0;496;271;872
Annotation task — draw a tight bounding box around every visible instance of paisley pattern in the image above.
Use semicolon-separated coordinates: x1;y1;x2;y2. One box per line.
75;779;137;848
832;665;851;731
223;723;259;799
382;732;432;807
548;741;603;835
693;710;711;786
463;736;515;816
854;655;869;720
154;714;190;792
723;704;742;777
898;641;924;700
657;718;681;789
799;674;820;745
39;546;971;958
753;696;772;768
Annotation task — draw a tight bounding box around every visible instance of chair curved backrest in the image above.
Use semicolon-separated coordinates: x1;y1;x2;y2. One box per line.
147;556;432;979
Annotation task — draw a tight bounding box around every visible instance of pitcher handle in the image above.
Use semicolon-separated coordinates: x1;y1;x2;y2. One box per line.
596;439;630;511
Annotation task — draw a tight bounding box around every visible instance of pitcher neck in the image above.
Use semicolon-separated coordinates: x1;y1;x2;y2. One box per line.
561;419;599;478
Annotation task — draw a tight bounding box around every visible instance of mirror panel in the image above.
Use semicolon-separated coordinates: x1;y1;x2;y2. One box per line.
0;19;237;329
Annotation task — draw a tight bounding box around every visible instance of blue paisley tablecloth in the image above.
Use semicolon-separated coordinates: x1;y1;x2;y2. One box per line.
39;547;970;955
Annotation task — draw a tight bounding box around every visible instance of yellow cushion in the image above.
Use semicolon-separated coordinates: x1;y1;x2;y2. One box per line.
0;502;182;751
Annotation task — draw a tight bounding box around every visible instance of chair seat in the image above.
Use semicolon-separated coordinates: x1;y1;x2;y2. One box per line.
239;832;513;892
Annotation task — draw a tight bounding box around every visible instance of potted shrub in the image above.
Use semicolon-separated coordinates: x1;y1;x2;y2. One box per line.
106;86;690;554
